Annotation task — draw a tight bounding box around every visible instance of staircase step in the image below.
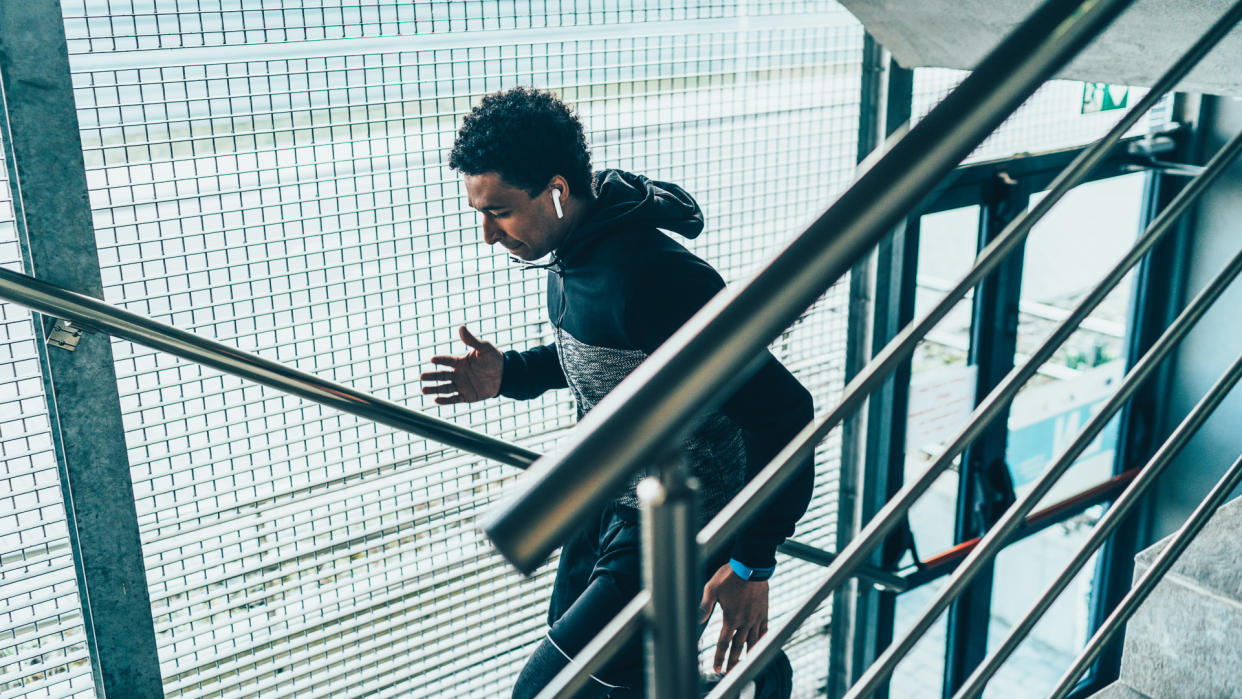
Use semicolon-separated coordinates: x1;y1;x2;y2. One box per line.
1118;496;1242;698
1090;681;1149;698
1132;494;1242;603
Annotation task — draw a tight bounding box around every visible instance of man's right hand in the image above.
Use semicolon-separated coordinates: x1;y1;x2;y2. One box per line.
420;326;504;404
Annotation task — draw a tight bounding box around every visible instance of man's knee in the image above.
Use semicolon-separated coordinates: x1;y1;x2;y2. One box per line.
516;575;642;697
512;634;637;699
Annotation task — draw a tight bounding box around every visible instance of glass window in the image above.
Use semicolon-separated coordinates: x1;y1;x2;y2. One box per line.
895;205;981;696
1007;174;1145;506
906;205;980;557
982;174;1146;697
985;505;1107;698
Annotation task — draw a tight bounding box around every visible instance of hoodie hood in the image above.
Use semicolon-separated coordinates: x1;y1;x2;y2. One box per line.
556;169;704;262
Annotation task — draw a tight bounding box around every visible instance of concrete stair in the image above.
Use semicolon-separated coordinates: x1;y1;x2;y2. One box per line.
838;0;1242;98
1090;682;1149;698
1099;495;1242;698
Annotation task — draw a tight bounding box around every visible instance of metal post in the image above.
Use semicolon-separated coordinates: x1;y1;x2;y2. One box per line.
944;175;1026;695
835;30;887;698
0;2;164;696
843;48;918;699
639;457;701;699
851;211;921;699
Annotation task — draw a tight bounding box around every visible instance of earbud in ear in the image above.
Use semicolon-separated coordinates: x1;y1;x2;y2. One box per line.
552;189;564;219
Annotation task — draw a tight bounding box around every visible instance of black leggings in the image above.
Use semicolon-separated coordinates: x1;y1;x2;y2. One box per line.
512;503;790;698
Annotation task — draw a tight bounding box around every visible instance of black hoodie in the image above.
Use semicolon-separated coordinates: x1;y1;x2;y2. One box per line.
498;169;814;569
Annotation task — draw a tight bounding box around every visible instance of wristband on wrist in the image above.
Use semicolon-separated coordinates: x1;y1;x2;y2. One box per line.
728;558;775;582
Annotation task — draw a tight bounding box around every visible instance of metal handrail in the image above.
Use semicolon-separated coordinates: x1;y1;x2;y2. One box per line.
845;243;1242;697
954;350;1242;698
0;267;541;469
1048;452;1242;699
482;0;1138;576
776;540;907;592
539;0;1182;693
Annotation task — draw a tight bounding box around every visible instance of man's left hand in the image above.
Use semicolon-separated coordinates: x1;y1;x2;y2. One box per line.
699;562;769;674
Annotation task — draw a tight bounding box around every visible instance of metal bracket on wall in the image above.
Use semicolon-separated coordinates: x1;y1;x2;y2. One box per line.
45;318;84;351
1127;135;1206;176
1129;134;1179;157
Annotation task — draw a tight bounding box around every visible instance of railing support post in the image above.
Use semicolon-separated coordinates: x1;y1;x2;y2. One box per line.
639;456;701;699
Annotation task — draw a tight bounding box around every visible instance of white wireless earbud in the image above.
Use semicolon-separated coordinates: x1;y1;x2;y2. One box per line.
552;189;564;219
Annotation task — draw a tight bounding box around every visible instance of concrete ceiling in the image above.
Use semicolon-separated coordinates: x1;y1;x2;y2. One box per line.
839;0;1242;98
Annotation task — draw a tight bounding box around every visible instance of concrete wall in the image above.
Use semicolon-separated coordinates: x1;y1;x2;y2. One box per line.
1150;95;1242;539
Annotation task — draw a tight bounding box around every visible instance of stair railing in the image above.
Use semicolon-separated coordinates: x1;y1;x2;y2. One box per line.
483;0;1139;576
844;236;1242;699
0;267;542;469
833;5;1242;694
507;0;1242;696
496;2;1147;688
1;0;1239;696
953;350;1242;699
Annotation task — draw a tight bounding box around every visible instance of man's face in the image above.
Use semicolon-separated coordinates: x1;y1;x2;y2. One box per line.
464;172;561;261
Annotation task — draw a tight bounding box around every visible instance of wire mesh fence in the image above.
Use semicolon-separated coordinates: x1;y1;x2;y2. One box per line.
26;2;864;696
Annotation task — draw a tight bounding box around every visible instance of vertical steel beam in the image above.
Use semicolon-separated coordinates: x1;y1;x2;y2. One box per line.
0;2;164;697
640;459;701;699
943;175;1027;696
857;215;920;699
833;32;886;698
836;43;917;699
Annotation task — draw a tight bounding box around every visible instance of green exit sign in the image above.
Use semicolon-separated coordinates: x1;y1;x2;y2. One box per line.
1082;83;1129;114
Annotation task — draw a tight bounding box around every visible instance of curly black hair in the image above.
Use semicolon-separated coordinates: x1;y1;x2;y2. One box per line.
448;87;594;199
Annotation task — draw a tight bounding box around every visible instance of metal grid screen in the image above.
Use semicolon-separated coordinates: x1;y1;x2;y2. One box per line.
0;137;99;694
63;1;857;52
55;2;862;696
913;68;1170;164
